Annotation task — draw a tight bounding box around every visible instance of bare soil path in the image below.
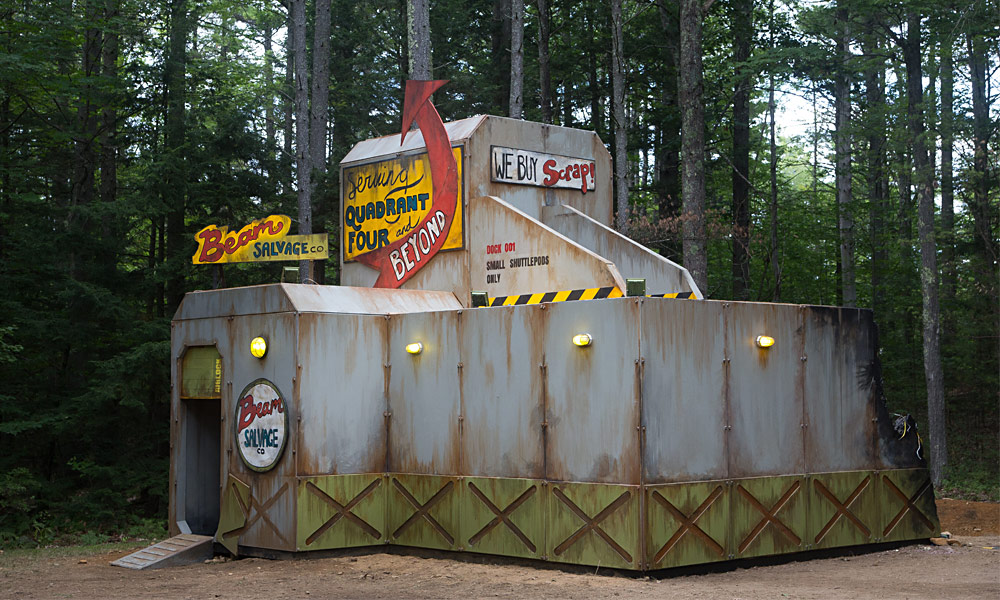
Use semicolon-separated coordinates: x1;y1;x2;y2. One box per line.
2;499;997;600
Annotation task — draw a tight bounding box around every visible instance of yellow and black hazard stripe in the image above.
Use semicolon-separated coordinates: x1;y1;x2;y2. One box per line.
488;286;623;307
647;291;697;299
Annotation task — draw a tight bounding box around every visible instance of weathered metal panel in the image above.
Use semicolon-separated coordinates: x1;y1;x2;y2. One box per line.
386;474;462;551
216;474;250;556
726;302;805;478
237;474;296;551
296;313;386;476
459;306;545;479
541;205;701;297
547;481;640;569
543;299;640;484
641;299;727;484
284;284;463;315
174;285;295;320
730;475;807;559
465;117;613;225
224;313;298;551
296;474;387;550
807;471;879;550
469;195;625;300
180;346;222;399
803;307;878;473
645;480;730;569
878;469;939;542
462;477;545;559
387;311;462;474
340;115;485;165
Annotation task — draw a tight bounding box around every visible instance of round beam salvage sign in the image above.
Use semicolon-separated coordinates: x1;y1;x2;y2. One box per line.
235;379;289;472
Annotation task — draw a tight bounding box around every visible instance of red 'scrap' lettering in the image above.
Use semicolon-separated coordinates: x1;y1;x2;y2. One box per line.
541;159;595;194
237;393;285;433
196;216;287;263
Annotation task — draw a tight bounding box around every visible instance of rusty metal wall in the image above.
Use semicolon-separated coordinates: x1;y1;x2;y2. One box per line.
802;307;878;473
468;195;626;300
387;310;463;474
542;299;641;484
641;299;728;484
541;205;702;298
459;306;545;479
295;313;387;476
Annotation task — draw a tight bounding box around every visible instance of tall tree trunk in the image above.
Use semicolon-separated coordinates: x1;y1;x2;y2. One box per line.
940;36;955;312
967;21;997;282
586;5;602;137
731;0;752;300
679;0;707;293
407;0;432;79
864;28;888;319
263;22;275;152
903;12;946;486
291;0;312;282
492;0;512;113
164;0;188;311
509;0;524;118
283;20;294;188
70;0;102;279
656;0;681;221
611;0;628;233
767;0;780;301
100;0;119;232
309;0;331;283
834;0;855;307
536;0;552;123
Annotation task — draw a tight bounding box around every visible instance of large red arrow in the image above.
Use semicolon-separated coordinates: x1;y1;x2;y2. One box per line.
355;80;459;288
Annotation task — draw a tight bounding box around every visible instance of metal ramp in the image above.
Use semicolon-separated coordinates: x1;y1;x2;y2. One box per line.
110;534;214;570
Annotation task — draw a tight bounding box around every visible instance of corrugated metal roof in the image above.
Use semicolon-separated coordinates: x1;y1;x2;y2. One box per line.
173;284;463;320
340;115;487;165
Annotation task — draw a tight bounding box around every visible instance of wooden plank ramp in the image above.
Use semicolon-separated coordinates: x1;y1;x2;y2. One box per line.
110;534;214;570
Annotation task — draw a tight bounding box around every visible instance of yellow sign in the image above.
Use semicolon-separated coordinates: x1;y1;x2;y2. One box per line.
192;215;329;264
342;148;463;261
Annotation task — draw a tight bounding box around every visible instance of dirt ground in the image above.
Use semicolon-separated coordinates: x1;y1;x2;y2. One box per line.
2;499;997;600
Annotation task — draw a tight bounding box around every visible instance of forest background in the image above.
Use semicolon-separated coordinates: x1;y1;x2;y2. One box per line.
0;0;996;546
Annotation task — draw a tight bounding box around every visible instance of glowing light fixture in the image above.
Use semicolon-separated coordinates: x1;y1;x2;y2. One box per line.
405;342;424;355
755;335;775;349
250;336;268;358
572;333;593;347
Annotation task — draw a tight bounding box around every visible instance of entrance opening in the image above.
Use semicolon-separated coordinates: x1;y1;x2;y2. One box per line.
179;346;223;535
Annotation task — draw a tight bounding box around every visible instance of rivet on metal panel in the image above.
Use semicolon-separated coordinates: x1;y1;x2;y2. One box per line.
220;416;224;422
383;411;392;418
728;553;735;560
800;356;808;362
722;358;731;364
800;423;806;428
539;304;547;310
458;415;464;422
541;421;549;429
634;359;639;365
384;315;391;320
384;363;390;369
457;362;464;369
227;316;234;321
541;555;548;560
640;358;645;365
457;310;463;315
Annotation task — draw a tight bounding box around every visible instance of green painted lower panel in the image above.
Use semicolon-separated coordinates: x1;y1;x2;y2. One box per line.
462;477;545;559
879;469;939;542
386;474;462;551
290;469;935;570
808;471;879;549
646;480;729;569
296;474;386;551
731;475;807;559
547;481;640;570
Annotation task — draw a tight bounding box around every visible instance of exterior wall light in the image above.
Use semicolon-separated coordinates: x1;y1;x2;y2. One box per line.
250;336;268;358
405;342;424;355
572;333;593;347
755;335;775;348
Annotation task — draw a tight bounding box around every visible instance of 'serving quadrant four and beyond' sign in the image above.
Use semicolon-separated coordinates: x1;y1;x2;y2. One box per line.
192;214;329;264
341;147;464;274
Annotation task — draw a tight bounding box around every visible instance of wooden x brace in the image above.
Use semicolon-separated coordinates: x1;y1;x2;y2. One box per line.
652;485;725;563
814;476;871;543
882;477;935;536
467;482;537;552
737;481;802;553
392;479;455;545
552;487;633;563
305;479;382;545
